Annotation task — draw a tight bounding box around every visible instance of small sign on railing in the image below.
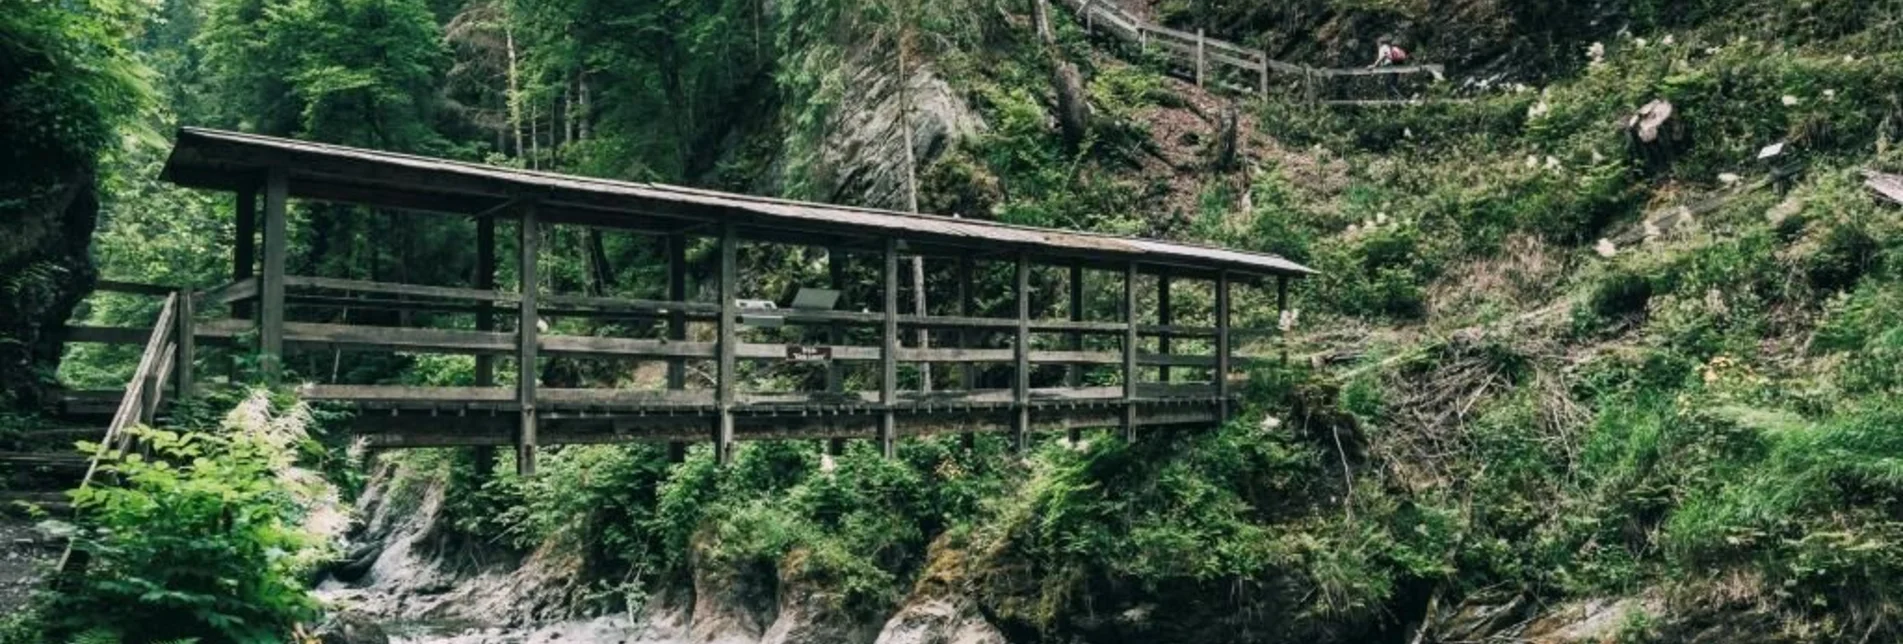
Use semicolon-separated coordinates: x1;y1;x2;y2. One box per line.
787;346;833;362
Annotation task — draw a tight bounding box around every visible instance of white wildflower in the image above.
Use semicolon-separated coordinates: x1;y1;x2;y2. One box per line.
1595;239;1618;258
1404;127;1414;139
1278;308;1300;332
820;453;837;473
1781;95;1799;107
1662;34;1674;45
1346;223;1360;234
1844;55;1857;63
1718;172;1742;185
1635;37;1649;48
1260;415;1283;431
1528;100;1551;119
1376;212;1390;224
1526;155;1540;169
1823;89;1837;100
1591;150;1606;163
1587;42;1606;66
1544;155;1561;170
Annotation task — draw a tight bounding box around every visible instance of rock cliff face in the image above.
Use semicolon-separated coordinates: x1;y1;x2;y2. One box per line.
0;169;98;409
323;461;1012;644
771;53;984;212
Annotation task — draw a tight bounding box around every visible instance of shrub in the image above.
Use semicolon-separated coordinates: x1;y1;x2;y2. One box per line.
37;392;331;643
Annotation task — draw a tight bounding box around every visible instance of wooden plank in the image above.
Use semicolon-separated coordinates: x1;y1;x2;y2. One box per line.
825;245;848;457
517;205;540;476
94;280;175;296
233;185;256;320
1122;262;1138;440
1033;350;1120;364
898;347;1013;363
278;321;516;353
63;325;155;345
200;277;258;307
286;275;522;304
901;313;1017;330
260;167;287;383
301;384;516;403
1138;324;1216;337
716;222;737;465
1208;48;1262;73
548;335;719;359
880;238;899;458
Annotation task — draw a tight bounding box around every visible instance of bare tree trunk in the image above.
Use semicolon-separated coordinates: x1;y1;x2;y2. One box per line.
507;25;524;160
578;73;591;141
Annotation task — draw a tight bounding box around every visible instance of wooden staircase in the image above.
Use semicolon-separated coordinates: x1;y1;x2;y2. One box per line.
0;287;187;614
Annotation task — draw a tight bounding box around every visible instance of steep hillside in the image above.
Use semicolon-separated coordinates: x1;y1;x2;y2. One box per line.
6;0;1903;641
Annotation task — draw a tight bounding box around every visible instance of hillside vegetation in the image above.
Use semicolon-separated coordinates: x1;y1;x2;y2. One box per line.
3;0;1903;641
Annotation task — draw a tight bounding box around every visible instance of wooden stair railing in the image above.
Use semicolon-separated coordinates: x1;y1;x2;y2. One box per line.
54;289;185;575
1056;0;1446;102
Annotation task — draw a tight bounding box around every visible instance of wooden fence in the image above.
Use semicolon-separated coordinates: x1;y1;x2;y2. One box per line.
1056;0;1445;103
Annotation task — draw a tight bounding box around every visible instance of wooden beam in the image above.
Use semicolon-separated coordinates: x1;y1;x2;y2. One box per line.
1122;262;1138;441
260;167;288;384
1216;270;1232;422
880;238;899;458
233;185;256;320
1066;264;1084;444
517;204;540;476
716;222;737;465
1157;271;1172;383
1013;253;1030;451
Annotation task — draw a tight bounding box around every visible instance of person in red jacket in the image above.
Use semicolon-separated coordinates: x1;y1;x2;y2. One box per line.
1370;36;1409;98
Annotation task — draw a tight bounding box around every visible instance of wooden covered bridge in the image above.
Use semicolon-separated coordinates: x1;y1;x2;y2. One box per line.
78;128;1311;474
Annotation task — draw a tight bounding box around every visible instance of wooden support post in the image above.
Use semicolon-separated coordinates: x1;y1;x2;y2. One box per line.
175;289;194;399
233;186;257;320
1215;271;1232;422
827;246;848;456
1012;253;1030;451
880;238;899;458
667;232;689;462
474;215;497;475
716;223;738;465
1066;264;1084;445
1196;29;1206;87
259;167;288;385
1276;275;1291;364
516;205;540;476
1260;49;1271;97
1121;262;1138;441
956;255;976;452
1083;0;1093;33
914;255;930;393
1140;28;1148;53
1157;271;1172;384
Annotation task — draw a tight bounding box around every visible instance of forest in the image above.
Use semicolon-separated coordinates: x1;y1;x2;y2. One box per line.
3;0;1903;641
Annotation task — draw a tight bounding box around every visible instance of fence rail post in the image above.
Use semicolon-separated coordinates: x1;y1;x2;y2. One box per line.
1260;49;1270;97
1196;29;1206;87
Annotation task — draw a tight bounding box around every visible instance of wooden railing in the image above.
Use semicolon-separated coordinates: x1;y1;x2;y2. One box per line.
1056;0;1445;103
56;285;192;574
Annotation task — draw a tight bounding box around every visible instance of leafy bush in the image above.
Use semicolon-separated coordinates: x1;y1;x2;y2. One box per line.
36;393;331;643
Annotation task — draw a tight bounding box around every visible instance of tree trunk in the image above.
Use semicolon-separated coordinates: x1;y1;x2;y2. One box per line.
1036;0;1090;149
506;25;524;160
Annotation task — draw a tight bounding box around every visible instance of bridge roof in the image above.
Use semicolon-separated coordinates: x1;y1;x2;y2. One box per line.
162;127;1313;279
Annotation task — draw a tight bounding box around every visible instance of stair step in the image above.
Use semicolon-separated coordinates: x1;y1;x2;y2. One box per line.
0;491;71;517
4;427;108;451
0;454;89;468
